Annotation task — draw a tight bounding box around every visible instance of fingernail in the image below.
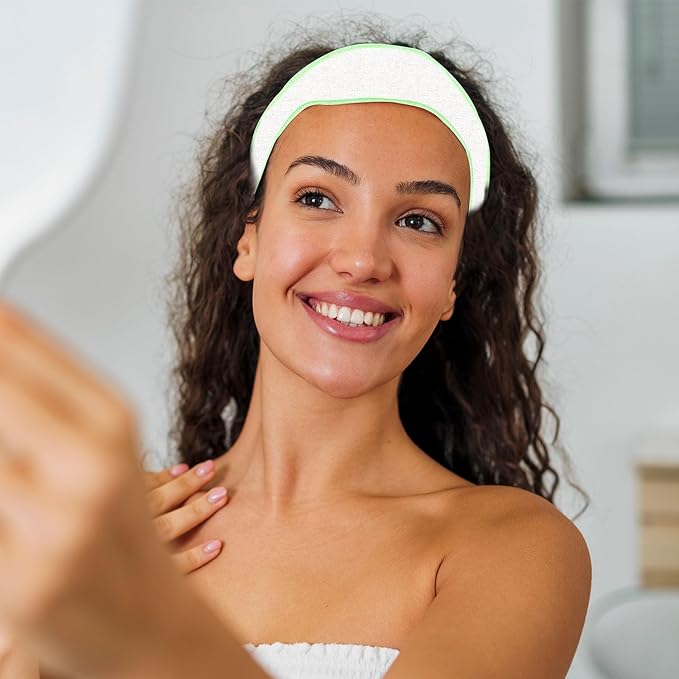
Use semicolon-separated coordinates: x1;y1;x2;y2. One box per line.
170;463;189;477
207;486;227;503
202;540;222;554
195;460;215;477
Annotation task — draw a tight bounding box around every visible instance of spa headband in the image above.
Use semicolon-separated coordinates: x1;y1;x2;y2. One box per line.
249;42;491;213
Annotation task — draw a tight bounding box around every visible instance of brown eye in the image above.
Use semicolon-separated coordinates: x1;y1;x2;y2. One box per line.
294;190;336;210
397;212;443;235
292;188;443;235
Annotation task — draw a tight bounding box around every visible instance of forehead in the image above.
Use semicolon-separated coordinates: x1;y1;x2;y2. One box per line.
268;102;470;194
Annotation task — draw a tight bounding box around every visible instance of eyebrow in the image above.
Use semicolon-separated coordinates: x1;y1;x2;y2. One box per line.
285;155;462;210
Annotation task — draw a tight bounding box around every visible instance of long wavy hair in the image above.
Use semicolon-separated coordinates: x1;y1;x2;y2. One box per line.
163;16;589;521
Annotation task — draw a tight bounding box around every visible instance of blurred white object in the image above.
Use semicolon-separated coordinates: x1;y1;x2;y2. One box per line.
587;586;679;679
0;0;143;280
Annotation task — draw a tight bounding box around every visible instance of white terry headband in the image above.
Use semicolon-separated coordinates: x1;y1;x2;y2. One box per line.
249;42;491;213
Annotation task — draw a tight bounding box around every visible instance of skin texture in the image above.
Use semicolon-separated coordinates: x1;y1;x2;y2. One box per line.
195;101;590;678
224;102;471;518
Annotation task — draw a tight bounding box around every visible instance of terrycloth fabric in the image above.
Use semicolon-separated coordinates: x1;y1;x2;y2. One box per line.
243;641;400;679
249;42;491;213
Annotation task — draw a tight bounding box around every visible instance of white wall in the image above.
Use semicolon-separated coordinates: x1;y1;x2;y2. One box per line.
2;1;678;677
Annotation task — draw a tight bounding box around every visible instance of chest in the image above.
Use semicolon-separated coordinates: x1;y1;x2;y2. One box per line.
175;496;454;649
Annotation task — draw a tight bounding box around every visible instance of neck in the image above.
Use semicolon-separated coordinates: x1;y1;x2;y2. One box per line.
221;343;417;519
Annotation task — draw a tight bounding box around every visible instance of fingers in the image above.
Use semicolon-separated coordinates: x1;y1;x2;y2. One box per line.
171;539;223;575
146;460;217;517
0;303;136;497
0;301;132;442
145;461;229;574
153;485;229;543
0;456;46;544
143;463;189;492
0;456;84;631
0;366;113;501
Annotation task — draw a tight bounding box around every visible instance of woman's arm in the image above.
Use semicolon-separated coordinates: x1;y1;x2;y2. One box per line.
0;598;273;679
383;493;591;679
0;595;272;679
117;587;272;679
0;301;271;678
0;458;230;679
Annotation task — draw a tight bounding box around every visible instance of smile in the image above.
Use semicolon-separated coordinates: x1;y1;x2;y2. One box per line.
307;297;392;327
297;296;401;343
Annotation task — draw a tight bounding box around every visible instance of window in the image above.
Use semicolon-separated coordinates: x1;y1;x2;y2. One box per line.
563;0;679;201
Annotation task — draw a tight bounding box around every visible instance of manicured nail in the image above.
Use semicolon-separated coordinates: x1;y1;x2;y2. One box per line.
169;463;189;477
195;460;215;477
203;540;222;554
207;487;227;503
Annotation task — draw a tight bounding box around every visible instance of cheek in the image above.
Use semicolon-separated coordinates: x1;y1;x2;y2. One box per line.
255;227;320;290
405;260;454;321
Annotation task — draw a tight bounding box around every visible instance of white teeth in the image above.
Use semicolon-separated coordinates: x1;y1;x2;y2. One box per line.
307;298;391;327
350;308;364;325
336;306;352;323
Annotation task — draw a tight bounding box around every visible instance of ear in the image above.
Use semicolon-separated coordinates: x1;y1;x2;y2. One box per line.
440;278;457;322
232;221;257;282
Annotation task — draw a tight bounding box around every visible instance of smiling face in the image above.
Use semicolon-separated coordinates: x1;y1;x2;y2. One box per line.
233;102;470;398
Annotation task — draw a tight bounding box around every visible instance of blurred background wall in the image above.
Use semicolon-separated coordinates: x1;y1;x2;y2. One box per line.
1;1;678;677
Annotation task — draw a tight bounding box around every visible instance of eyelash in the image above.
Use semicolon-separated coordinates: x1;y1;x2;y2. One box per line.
292;188;445;235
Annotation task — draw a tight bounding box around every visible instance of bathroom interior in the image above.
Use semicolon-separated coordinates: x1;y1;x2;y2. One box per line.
1;2;677;677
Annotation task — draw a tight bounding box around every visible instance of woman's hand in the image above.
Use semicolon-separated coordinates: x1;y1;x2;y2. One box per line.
144;461;229;573
0;300;214;677
0;463;229;678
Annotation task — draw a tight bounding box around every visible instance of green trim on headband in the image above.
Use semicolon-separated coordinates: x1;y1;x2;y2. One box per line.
250;42;491;209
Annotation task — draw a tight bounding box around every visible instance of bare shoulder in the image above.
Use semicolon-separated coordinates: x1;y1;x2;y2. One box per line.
442;481;582;528
435;483;591;594
383;485;592;678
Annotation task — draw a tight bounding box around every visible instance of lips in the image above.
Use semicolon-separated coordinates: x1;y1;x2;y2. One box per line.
298;294;401;343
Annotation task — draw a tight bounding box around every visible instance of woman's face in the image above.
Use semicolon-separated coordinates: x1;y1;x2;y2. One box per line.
234;102;470;398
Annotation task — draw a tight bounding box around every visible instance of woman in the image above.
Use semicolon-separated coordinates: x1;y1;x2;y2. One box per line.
0;21;591;679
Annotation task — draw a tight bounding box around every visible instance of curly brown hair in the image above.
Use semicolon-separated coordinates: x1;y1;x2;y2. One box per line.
163;16;589;521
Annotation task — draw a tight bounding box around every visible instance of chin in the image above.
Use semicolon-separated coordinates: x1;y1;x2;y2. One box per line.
315;381;375;400
302;360;398;400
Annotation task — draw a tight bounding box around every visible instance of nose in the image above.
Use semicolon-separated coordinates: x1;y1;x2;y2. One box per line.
327;214;394;283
